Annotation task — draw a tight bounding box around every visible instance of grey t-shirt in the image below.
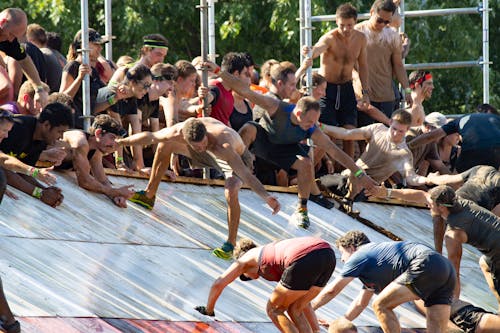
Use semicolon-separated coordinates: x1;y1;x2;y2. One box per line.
457;165;500;210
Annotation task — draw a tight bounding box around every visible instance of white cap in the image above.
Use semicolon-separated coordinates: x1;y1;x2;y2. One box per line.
424;112;447;128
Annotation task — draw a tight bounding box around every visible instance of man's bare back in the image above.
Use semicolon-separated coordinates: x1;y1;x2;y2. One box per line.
318;29;367;84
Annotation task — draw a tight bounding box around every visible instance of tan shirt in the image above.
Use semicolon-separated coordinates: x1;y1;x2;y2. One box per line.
355;21;402;102
354;123;414;183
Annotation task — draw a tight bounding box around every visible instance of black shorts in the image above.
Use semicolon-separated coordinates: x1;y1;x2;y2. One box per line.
281;248;336;291
0;167;6;204
358;100;396;127
250;122;310;172
319;82;357;127
450;304;490;333
395;252;456;307
482;255;500;296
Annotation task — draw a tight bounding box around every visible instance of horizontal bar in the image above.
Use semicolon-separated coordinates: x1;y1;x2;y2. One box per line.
404;60;480;70
311;7;479;23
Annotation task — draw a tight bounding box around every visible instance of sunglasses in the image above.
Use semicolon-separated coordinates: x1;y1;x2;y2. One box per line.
376;15;391;25
153;73;175;81
136;81;152;90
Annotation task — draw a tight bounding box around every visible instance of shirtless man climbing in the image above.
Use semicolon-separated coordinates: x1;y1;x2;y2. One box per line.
304;3;370;158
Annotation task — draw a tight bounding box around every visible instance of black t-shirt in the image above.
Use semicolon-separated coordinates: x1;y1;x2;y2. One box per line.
229;100;253;132
24;42;47;83
0;115;46;166
137;93;159;121
0;38;27;60
63;60;105;129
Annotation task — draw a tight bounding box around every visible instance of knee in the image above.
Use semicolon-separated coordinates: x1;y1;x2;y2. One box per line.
266;300;286;318
372;297;390;316
225;177;242;196
296;157;313;173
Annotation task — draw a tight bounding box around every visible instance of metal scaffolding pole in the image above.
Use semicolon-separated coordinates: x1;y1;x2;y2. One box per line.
80;0;91;131
199;0;210;179
481;0;490;103
104;0;113;61
208;0;217;62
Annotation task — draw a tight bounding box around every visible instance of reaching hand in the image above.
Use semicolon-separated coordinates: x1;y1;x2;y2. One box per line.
266;196;281;215
195;305;215;317
112;196;128;208
359;174;378;191
364;185;386;198
37;167;57;186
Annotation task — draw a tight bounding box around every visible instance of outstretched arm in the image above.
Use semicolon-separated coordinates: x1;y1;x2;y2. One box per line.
116;127;173;147
321;124;370;141
312;276;354;310
344;289;374;321
365;185;429;205
408;128;446;149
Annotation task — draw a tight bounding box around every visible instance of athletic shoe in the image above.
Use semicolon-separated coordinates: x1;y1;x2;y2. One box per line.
292;207;310;229
309;193;334;209
129;190;155;210
212;242;234;260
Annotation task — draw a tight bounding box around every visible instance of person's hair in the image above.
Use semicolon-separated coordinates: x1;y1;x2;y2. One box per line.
335;231;370;249
336;3;358;20
89;114;124;136
296;96;320;114
116;55;135;68
18;81;49;100
182;118;206;143
38;102;73;128
46;31;63;52
175;60;197;80
1;8;26;27
26;23;47;46
371;0;397;14
234;237;257;259
428;185;458;207
476;103;498;115
151;63;178;81
123;63;151;83
270;64;295;85
241;52;255;68
328;317;358;333
260;59;279;81
302;72;326;88
140;33;168;56
279;60;297;73
391;108;412;126
409;70;431;89
47;92;72;106
221;52;248;75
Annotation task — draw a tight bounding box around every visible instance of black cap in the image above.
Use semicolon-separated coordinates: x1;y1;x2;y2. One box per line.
74;28;114;44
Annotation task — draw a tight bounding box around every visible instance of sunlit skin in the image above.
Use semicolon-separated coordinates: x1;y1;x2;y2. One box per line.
147;48;167;66
152;79;174;98
336;17;356;38
369;10;393;32
389;120;409;144
296;108;320;131
130;78;153;99
43;124;69;145
177;73;198;97
0;121;13;142
339;245;356;263
421;79;434;100
188;135;209;153
312;81;327;100
96;132;118;155
88;42;103;64
0;13;27;42
282;73;297;100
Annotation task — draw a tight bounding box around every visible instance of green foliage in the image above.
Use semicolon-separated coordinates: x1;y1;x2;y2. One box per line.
4;0;499;114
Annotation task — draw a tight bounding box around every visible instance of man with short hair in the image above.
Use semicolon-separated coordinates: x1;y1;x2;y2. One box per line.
355;0;412;126
204;61;376;228
306;3;370;158
138;34;169;68
0;8;48;107
60;114;135;208
312;230;456;333
0;102;72;207
428;185;500;312
117;117;280;260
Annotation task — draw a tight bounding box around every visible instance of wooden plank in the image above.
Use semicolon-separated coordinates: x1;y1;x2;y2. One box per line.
103;168;299;194
366;196;427;208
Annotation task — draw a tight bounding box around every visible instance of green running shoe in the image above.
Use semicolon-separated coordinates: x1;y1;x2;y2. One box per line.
293;207;310;229
212;242;234;260
129;190;155;210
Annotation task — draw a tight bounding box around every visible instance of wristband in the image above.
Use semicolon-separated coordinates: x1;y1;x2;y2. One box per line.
108;95;116;105
115;156;124;163
32;187;43;199
318;122;325;131
361;89;369;95
213;66;220;74
404;87;412;94
354;169;364;178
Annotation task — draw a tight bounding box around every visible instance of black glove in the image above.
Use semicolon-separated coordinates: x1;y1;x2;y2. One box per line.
195;305;215;316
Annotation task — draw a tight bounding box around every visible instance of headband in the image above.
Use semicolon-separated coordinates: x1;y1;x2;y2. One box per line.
143;39;168;49
410;73;432;89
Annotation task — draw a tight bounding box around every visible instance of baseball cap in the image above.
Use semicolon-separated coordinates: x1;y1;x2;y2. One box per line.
429;185;456;207
74;28;114;44
424;112;447;128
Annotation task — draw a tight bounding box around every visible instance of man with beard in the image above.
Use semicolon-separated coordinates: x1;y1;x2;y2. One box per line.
59;114;134;208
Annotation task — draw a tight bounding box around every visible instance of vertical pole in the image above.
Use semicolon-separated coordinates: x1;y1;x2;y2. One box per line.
80;0;91;131
299;0;305;65
399;0;406;110
208;0;217;62
199;0;210;179
482;0;490;103
104;0;113;61
304;0;312;95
